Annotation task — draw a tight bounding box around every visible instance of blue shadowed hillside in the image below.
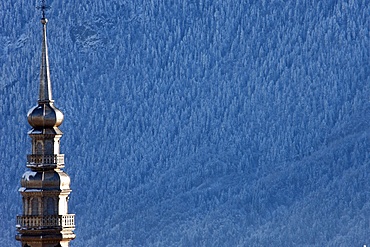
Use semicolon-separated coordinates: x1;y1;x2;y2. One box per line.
0;0;369;246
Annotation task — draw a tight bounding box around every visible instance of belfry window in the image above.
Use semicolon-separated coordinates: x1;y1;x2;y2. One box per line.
36;141;43;154
46;197;55;215
45;140;53;154
31;198;39;215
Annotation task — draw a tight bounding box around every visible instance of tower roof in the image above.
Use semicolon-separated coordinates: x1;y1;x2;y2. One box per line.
27;14;64;130
39;17;53;103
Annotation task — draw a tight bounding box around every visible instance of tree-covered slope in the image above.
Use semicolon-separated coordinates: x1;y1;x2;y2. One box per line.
0;0;369;246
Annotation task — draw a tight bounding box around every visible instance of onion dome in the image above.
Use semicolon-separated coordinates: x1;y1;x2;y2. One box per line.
27;103;64;128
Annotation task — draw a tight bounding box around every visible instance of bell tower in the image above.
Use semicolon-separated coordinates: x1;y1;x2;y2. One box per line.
16;2;75;247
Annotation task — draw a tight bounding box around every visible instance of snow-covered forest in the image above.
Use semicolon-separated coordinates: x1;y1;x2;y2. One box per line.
0;0;369;246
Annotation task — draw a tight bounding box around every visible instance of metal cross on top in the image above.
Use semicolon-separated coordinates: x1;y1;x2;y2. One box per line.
36;0;50;19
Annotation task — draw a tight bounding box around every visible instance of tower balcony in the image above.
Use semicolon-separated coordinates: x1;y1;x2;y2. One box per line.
16;214;75;230
27;154;64;169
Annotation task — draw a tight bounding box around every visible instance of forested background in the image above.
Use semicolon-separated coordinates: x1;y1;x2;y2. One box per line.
0;0;369;246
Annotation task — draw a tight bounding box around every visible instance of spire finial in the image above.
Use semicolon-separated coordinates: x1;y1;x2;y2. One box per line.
37;0;50;19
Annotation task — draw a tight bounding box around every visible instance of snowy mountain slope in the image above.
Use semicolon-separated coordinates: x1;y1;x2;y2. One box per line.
0;0;369;246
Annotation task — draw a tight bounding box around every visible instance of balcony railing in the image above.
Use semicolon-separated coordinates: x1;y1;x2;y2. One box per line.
27;154;64;168
16;214;75;229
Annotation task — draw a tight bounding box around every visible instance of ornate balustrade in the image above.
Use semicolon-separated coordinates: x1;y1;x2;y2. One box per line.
27;154;64;167
16;214;75;229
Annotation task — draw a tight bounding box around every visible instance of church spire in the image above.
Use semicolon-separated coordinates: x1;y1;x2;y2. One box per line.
27;5;63;130
39;17;53;102
38;0;53;102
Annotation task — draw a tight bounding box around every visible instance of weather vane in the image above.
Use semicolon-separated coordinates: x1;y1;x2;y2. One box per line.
36;0;50;19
